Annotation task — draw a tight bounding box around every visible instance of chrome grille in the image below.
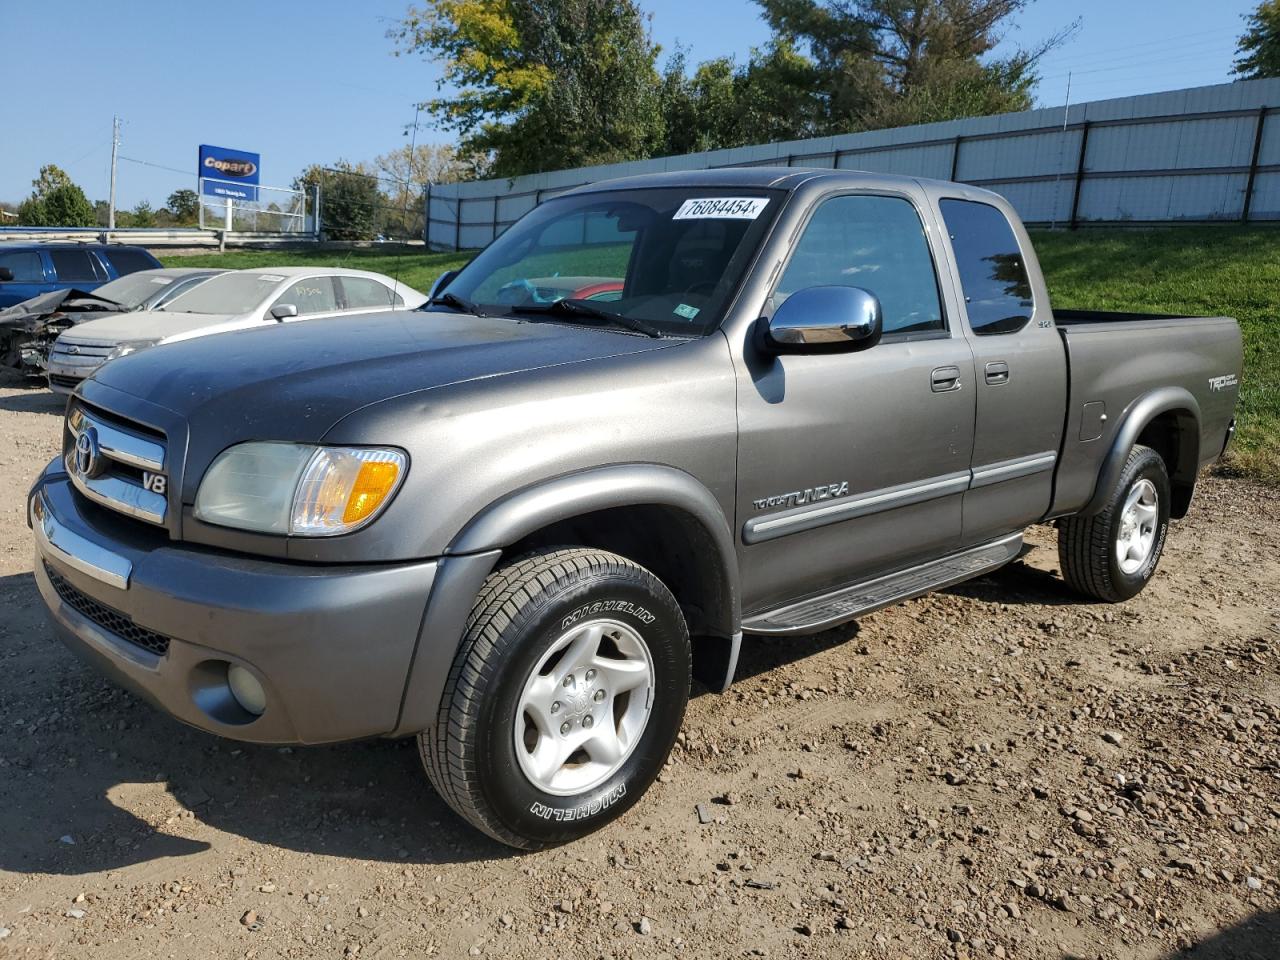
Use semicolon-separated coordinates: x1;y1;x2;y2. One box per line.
65;404;168;526
48;338;114;376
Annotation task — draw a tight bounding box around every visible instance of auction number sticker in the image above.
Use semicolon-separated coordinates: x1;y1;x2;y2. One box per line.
673;197;770;220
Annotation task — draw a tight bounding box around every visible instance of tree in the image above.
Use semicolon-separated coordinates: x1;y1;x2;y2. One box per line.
372;143;486;239
375;142;485;188
32;164;74;199
755;0;1072;132
166;189;200;225
392;0;665;177
295;162;382;240
1235;1;1280;79
43;184;96;226
16;165;95;226
128;200;156;228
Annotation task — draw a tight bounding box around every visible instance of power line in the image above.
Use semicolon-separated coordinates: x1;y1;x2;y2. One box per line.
118;155;191;177
1036;26;1240;69
1039;50;1235;84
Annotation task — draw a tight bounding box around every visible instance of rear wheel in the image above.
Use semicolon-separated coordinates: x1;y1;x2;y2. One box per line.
419;548;690;849
1058;444;1171;602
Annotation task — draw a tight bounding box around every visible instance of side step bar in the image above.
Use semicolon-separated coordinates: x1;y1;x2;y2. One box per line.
742;532;1023;636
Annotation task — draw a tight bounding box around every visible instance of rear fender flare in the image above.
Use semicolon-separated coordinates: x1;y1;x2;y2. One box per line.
1081;386;1201;517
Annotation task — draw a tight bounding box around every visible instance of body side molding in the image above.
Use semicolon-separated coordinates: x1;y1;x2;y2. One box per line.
743;453;1057;546
969;451;1057;488
743;471;970;545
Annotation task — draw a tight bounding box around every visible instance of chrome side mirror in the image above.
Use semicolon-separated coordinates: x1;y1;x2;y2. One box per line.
763;285;883;354
270;304;299;321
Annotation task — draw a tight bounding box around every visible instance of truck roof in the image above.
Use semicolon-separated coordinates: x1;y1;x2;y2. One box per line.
567;166;1004;203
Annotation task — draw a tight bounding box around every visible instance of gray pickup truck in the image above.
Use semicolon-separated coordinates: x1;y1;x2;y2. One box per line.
28;169;1242;849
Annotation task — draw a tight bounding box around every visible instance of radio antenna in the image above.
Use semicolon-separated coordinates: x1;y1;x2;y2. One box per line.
393;102;423;299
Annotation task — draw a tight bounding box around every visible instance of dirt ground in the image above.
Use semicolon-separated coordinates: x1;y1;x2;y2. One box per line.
0;375;1276;960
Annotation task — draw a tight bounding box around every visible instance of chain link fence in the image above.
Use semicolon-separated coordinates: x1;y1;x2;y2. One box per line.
197;179;313;234
315;168;429;242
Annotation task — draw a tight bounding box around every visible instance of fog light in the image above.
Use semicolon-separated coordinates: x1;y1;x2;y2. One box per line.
227;664;267;716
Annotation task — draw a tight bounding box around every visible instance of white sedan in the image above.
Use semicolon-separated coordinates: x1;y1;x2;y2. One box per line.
47;266;428;394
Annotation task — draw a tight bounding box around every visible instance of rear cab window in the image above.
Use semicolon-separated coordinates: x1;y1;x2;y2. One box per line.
939;199;1034;336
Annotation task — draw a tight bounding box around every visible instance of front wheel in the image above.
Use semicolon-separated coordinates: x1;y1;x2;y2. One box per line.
1058;444;1171;602
419;548;690;849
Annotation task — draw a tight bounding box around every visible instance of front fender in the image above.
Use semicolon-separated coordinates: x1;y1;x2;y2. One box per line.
392;463;740;736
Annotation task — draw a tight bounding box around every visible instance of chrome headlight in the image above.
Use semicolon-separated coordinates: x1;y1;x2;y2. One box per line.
106;338;161;361
193;442;407;536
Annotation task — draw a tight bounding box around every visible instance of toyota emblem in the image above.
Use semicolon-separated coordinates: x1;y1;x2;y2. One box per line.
74;426;102;478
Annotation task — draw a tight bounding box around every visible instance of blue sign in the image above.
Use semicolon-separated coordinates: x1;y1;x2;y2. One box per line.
198;144;260;202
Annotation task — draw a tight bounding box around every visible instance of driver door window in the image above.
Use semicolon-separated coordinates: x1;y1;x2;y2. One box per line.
271;277;339;317
772;195;945;338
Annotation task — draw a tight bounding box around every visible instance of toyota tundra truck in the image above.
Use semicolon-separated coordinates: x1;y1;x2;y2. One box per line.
28;169;1242;849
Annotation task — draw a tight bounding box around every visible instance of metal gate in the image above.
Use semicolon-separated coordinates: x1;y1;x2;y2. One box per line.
198;179;310;234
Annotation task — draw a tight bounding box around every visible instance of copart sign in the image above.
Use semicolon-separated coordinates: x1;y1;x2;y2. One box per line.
198;144;261;201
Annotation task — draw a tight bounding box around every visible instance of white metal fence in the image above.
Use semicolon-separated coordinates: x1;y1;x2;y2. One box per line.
426;76;1280;250
198;179;311;234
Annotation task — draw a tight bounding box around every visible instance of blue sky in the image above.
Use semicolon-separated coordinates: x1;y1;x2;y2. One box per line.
0;0;1257;208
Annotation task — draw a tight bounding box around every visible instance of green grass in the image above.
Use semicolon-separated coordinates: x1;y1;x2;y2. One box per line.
165;229;1280;484
1031;227;1279;485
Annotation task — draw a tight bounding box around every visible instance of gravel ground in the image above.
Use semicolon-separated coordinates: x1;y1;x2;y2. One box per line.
0;376;1276;960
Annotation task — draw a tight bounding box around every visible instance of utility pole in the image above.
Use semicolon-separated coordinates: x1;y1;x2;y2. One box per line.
107;115;121;230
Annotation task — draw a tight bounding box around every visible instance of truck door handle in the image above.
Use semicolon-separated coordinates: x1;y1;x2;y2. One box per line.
985;361;1010;385
931;366;962;392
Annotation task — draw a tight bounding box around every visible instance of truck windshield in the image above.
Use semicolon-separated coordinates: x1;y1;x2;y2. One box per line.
434;188;783;337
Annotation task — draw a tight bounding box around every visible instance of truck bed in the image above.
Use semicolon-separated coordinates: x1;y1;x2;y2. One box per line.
1049;311;1243;518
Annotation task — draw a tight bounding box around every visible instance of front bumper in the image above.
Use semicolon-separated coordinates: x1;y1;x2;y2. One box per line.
29;469;437;744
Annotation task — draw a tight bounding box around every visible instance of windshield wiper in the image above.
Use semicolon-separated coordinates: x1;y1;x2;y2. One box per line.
428;292;487;317
509;299;663;338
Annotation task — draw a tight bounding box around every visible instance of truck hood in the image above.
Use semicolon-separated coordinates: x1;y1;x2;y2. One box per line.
87;308;678;445
60;310;244;344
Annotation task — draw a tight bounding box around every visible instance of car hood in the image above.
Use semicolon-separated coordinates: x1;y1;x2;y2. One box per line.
87;308;678;445
60;310;243;344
